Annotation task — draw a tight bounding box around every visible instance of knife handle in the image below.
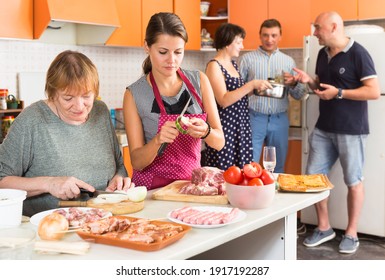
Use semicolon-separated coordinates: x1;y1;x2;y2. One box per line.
157;143;168;156
58;201;88;207
80;188;95;197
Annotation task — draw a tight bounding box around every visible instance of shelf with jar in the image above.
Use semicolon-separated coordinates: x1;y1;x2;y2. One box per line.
0;108;23;114
1;109;22;143
0;94;24;143
201;15;228;21
200;0;228;51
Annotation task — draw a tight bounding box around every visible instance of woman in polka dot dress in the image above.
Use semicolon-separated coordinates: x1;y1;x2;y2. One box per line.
204;23;272;170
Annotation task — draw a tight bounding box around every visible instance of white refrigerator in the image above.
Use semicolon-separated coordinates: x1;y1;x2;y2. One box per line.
301;31;385;237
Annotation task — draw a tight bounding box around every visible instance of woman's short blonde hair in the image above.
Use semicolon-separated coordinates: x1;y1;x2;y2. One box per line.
45;50;99;100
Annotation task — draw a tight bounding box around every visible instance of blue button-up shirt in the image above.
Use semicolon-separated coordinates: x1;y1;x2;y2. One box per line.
239;47;306;114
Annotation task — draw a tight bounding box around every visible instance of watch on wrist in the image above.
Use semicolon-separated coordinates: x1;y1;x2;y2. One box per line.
336;88;343;99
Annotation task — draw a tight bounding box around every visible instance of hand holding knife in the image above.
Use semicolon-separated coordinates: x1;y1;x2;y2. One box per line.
157;96;192;156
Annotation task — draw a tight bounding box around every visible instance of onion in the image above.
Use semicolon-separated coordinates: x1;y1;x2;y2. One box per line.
93;193;129;204
38;212;69;241
124;186;147;202
179;116;190;126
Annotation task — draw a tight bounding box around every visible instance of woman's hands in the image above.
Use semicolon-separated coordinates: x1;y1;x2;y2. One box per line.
106;175;135;192
47;175;136;200
184;117;209;139
156;120;179;145
252;79;273;93
47;176;95;200
158;118;208;144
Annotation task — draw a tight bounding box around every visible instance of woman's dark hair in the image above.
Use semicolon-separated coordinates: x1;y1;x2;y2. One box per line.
214;23;246;51
259;19;282;34
142;12;188;74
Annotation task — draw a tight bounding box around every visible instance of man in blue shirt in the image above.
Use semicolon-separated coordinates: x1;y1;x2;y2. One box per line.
239;19;306;173
294;11;380;254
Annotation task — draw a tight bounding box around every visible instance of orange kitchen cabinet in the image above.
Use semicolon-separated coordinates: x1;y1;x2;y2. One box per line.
174;0;201;50
310;0;358;22
284;140;302;175
268;0;311;48
106;0;142;47
0;0;33;39
109;0;200;49
258;140;302;174
123;146;133;177
142;0;173;41
229;0;268;50
358;0;385;20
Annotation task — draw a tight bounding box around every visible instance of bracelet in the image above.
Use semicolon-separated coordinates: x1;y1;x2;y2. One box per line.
200;121;211;139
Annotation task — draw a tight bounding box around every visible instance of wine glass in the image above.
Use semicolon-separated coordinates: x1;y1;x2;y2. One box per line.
263;146;276;173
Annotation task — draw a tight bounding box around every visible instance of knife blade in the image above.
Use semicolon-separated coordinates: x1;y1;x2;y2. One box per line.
80;189;127;198
157;95;192;156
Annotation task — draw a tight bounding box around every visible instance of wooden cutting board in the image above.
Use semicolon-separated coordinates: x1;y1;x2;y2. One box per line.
58;199;144;215
152;180;228;205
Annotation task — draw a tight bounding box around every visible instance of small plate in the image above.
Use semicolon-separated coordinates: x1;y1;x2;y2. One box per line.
30;207;112;228
167;206;246;229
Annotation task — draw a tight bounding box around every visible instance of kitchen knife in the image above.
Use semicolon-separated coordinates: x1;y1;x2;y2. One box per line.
79;189;126;198
157;95;192;156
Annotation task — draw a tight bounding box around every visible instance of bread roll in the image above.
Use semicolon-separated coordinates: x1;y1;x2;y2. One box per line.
38;212;69;240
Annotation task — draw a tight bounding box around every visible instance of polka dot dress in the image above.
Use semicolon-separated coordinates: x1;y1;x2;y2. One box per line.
204;60;253;170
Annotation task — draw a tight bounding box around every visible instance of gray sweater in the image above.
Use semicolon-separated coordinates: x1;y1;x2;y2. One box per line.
0;100;127;216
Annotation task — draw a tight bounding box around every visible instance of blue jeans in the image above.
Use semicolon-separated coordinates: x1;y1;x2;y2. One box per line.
249;109;289;173
306;128;366;186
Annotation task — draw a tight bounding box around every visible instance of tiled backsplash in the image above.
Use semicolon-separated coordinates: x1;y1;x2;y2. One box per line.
0;40;207;109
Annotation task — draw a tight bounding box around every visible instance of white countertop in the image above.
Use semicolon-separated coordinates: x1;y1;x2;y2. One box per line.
28;189;329;260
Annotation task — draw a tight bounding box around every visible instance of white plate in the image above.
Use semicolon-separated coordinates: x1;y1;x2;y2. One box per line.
167;206;246;229
30;207;112;228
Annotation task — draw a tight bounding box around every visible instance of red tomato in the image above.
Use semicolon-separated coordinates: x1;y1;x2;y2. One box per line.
247;177;264;186
223;166;243;185
243;162;263;179
239;173;250;186
260;169;275;185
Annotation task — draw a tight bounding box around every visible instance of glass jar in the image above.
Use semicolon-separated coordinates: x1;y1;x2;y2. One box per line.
0;89;8;110
1;115;15;139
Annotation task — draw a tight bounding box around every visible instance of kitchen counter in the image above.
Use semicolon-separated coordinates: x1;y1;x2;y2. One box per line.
26;189;329;260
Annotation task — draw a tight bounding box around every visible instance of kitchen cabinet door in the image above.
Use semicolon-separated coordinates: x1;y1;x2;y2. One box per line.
284;140;302;175
229;0;268;50
106;0;142;47
174;0;201;50
310;0;358;21
123;146;133;177
269;0;311;48
142;0;173;41
358;0;385;20
0;0;33;39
